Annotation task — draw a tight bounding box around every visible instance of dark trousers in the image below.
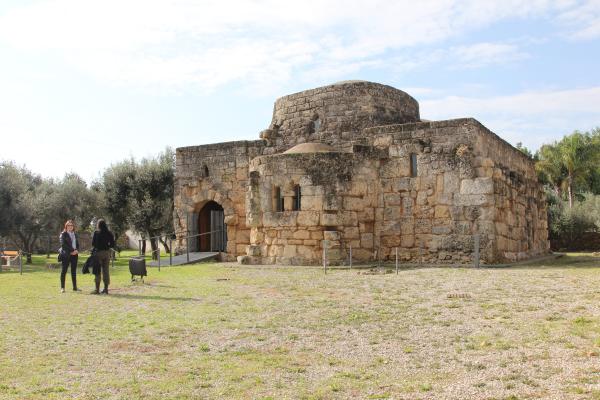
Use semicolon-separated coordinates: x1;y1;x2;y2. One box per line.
60;254;78;289
95;250;111;288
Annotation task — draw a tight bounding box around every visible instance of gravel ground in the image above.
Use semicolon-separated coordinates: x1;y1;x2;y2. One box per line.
0;254;598;399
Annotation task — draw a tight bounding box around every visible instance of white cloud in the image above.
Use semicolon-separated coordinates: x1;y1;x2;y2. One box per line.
0;0;580;93
420;86;600;150
450;43;529;68
557;0;600;40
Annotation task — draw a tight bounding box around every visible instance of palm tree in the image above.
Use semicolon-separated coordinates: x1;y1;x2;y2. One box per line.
536;143;567;200
558;131;596;208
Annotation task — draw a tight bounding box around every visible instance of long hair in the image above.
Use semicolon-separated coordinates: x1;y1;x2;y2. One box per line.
96;218;109;233
63;220;75;232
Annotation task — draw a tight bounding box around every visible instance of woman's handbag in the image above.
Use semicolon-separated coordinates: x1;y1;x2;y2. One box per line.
83;249;100;274
57;248;64;262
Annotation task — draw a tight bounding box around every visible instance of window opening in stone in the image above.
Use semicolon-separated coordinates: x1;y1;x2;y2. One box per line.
292;185;301;211
202;165;209;178
274;186;284;212
308;115;321;135
410;153;417;177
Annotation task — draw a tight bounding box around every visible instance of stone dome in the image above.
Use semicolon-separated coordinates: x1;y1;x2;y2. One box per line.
267;81;420;149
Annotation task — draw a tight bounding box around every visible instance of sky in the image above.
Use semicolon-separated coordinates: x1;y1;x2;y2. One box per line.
1;0;599;183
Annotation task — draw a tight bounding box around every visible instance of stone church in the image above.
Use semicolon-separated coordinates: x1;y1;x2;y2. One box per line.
174;81;549;265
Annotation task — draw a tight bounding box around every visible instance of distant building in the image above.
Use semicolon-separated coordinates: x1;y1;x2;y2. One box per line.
174;81;549;265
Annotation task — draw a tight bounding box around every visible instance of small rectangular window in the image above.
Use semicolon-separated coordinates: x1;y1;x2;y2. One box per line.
292;185;301;211
410;153;417;177
274;187;284;212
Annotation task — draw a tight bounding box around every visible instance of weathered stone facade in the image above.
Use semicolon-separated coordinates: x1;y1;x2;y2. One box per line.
175;81;549;265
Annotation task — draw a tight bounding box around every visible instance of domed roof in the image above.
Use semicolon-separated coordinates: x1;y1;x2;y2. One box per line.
283;142;339;154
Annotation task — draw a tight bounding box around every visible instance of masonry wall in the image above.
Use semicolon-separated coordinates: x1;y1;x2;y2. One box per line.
174;140;265;259
471;122;550;261
241;118;549;266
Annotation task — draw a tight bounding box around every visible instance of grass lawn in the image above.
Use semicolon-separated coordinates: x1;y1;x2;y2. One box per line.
0;252;599;399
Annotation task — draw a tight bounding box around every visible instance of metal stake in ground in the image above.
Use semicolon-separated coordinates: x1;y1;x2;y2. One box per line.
473;234;480;268
349;244;352;269
323;240;328;274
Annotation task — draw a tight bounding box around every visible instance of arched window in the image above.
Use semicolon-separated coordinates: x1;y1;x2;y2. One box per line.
308;114;321;135
202;164;209;178
292;184;301;211
274;186;284;212
313;117;321;134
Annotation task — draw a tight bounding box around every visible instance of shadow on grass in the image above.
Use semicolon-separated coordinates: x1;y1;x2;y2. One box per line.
108;293;203;302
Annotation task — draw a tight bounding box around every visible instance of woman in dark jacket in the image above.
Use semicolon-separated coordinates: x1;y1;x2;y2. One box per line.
92;219;115;294
59;220;80;293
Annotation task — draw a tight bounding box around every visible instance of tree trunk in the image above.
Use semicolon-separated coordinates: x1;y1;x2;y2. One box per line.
27;233;38;264
568;175;573;209
150;238;158;260
16;232;33;264
141;240;146;255
159;237;170;253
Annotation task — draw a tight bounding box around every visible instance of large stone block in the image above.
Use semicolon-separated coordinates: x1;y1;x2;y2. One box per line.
414;218;432;234
246;245;261;256
384;206;401;221
361;233;374;248
310;231;324;240
394;177;415;192
434;205;450;219
400;217;415;234
401;197;414;216
342;227;360;240
347;181;368;196
381;235;400;247
320;212;340;226
358;207;375;222
384;193;402;206
297;211;320;226
323;195;340;211
454;194;494;206
401;234;415;247
443;174;460;194
293;230;310;240
344;196;366;211
352;248;374;261
250;229;264;244
236;229;250;244
301;195;323;211
323;231;340;241
460;177;494;195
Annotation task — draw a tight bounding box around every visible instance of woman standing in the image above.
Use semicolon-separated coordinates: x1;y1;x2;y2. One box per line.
59;220;80;293
92;219;115;294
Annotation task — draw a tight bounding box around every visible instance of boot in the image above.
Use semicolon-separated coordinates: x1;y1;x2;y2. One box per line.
101;286;109;295
92;281;100;294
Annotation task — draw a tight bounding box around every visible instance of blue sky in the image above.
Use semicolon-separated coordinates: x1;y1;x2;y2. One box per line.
1;0;599;183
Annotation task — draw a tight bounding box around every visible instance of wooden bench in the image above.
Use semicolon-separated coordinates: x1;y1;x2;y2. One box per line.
0;250;21;266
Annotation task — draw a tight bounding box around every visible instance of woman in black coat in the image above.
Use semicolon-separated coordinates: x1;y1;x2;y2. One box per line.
59;219;80;293
92;219;115;294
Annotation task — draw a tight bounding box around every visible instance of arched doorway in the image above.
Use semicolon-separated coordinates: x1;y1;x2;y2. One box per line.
197;201;227;252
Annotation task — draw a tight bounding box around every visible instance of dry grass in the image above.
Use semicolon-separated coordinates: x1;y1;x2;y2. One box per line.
0;252;599;399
